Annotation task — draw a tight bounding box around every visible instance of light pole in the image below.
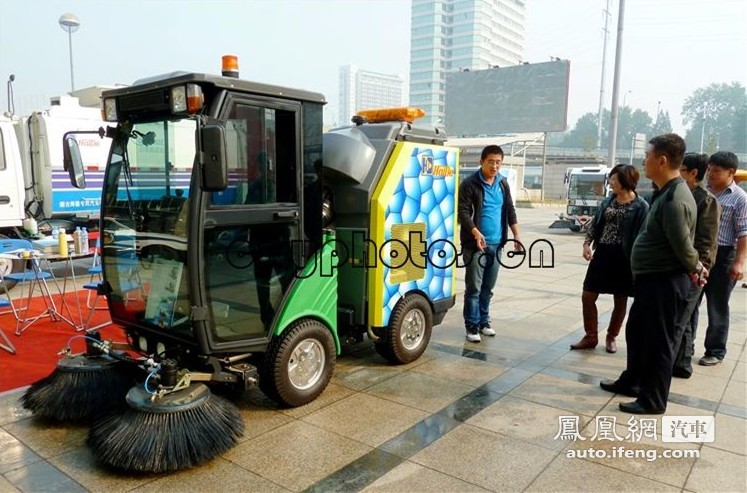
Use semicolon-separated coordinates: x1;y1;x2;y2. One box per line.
58;13;80;92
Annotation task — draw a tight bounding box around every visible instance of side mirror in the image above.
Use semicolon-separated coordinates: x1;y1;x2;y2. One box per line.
63;136;86;189
201;124;228;191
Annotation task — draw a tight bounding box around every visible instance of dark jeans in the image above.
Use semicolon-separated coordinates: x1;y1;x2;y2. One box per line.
616;271;690;411
672;284;705;375
462;244;501;331
703;246;737;359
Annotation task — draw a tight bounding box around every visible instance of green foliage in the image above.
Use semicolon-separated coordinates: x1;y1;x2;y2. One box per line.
558;107;655;151
682;82;747;153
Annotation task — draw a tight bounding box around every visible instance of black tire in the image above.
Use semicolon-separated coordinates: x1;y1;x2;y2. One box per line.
375;294;432;364
260;319;335;407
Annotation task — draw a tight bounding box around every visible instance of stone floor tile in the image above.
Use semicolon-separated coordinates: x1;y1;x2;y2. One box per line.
732;361;747;383
277;382;356;419
130;457;290;493
410;424;556;491
467;395;592;452
0;428;42;474
710;412;747;455
301;393;427;447
331;361;403;391
364;371;473;413
508;373;612;416
685;445;747;492
48;447;155;493
551;351;628;380
720;378;746;408
223;420;370;491
690;356;738;381
669;372;729;403
0;474;20;492
409;351;508;387
566;422;700;489
4;460;87;492
526;453;679;492
362;460;489;492
0;391;31;427
2;418;87;459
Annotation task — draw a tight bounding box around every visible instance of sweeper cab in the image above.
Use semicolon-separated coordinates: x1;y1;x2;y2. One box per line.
549;165;611;232
25;56;459;472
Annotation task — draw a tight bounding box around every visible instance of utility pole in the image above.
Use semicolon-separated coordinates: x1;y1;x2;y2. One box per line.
607;0;626;168
596;0;612;153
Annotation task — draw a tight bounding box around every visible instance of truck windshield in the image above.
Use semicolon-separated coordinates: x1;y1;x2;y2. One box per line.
100;118;194;336
569;174;607;201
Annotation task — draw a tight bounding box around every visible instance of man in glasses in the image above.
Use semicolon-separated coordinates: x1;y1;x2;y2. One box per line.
457;145;522;343
699;151;747;366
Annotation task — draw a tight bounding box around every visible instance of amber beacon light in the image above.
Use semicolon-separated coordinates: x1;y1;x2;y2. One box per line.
222;55;239;78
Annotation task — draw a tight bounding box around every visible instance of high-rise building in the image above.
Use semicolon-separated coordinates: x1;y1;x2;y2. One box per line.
409;0;526;125
338;65;405;126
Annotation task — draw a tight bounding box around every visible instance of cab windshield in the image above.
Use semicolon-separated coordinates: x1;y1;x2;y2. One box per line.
101;118;194;336
569;174;607;202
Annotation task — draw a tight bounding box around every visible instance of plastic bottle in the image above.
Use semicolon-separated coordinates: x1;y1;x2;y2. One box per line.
58;228;68;257
52;225;59;240
73;227;83;254
81;227;90;255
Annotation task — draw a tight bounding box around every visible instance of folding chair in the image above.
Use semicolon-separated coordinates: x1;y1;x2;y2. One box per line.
86;237;105;309
0;239;56;336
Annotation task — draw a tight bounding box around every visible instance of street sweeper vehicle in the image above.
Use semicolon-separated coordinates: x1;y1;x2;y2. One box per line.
22;57;459;473
549;165;611;232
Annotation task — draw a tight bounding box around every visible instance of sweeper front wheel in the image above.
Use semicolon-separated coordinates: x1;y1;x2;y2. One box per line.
375;294;432;364
260;318;335;407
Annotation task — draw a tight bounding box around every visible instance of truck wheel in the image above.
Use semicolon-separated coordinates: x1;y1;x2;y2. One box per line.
260;319;335;407
375;294;432;364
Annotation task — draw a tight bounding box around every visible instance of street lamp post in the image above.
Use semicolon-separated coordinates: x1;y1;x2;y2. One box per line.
58;13;80;92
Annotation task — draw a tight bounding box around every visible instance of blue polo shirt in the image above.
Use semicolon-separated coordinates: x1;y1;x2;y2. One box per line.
478;171;504;244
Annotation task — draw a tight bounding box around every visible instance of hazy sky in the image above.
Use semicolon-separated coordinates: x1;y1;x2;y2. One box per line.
1;0;745;134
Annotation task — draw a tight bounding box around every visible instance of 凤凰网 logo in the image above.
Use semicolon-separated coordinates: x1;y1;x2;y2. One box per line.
420;155;453;177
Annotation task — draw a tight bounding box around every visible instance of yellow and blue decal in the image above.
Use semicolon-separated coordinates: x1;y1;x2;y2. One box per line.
368;141;459;327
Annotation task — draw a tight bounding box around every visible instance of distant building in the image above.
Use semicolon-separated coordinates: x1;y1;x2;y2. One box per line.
338;65;405;126
409;0;526;126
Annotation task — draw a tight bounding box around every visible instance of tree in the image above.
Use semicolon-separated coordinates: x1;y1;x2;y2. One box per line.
560;112;600;150
682;82;747;153
559;107;655;154
651;110;673;136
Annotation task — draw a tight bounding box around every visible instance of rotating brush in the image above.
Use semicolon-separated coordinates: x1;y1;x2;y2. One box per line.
21;333;137;422
88;383;244;473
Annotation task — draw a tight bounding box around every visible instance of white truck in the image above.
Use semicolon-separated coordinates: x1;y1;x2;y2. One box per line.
0;91;112;283
549;165;611;232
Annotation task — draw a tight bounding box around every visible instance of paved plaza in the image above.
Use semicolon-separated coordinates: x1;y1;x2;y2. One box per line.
1;206;745;492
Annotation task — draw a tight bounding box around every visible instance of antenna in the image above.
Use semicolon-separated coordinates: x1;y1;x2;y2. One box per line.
6;74;15;116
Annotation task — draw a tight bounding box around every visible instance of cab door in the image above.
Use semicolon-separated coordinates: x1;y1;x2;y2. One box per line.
200;97;303;352
0;120;27;228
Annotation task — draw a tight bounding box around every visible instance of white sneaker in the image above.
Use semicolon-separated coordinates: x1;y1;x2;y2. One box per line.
466;332;481;343
480;326;496;336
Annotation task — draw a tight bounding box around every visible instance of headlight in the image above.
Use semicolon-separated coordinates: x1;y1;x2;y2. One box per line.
170;84;203;114
170;86;187;113
102;98;118;121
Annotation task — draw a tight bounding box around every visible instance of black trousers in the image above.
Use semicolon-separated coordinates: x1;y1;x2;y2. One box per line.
616;271;690;411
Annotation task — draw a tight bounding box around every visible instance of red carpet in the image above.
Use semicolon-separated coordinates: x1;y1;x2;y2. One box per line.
0;291;127;392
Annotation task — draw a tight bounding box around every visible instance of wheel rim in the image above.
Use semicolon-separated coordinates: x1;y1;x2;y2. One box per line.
400;308;426;350
288;338;325;390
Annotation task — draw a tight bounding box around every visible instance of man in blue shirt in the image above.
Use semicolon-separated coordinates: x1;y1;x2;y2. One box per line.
458;145;522;342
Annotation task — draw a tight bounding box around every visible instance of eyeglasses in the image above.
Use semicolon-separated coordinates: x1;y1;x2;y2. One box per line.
484;160;502;166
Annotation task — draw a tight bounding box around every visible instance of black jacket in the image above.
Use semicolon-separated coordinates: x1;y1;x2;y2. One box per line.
587;193;649;259
458;170;517;250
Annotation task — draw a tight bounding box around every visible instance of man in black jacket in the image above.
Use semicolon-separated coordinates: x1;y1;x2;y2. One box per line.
458;145;522;343
600;134;705;414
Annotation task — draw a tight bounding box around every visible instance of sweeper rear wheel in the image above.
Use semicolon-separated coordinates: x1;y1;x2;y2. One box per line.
21;355;134;421
260;318;335;407
375;294;432;364
88;383;244;473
